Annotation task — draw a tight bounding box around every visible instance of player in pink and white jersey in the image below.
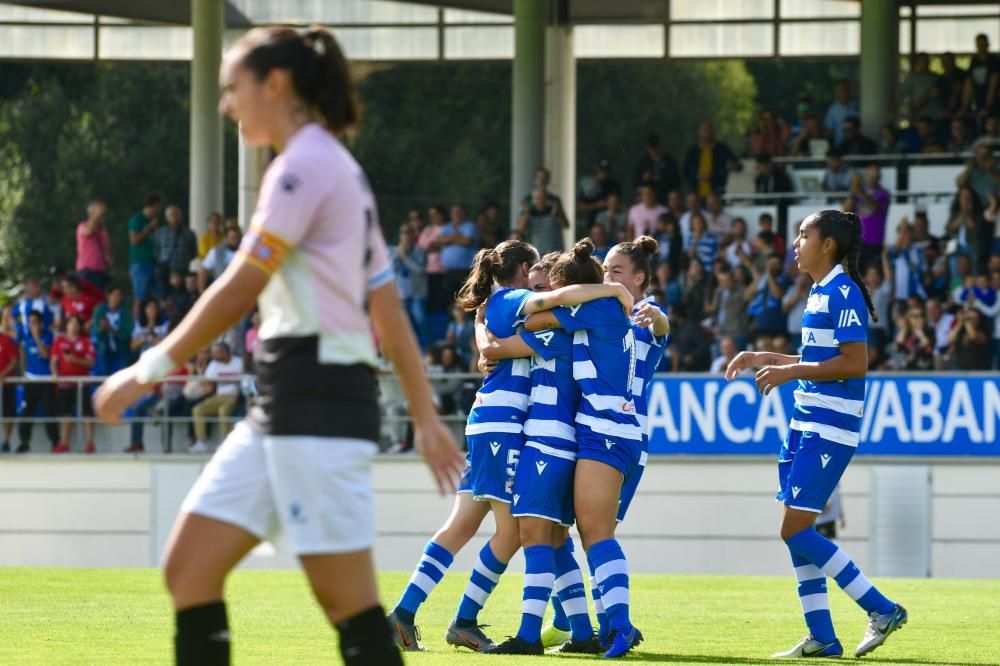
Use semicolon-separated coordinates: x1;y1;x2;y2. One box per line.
96;26;464;666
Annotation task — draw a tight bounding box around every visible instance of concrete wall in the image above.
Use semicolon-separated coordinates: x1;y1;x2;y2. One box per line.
0;456;996;577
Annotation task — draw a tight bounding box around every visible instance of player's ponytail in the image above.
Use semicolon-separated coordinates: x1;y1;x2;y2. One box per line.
842;211;878;323
456;239;538;311
550;239;604;286
811;209;878;322
608;235;658;291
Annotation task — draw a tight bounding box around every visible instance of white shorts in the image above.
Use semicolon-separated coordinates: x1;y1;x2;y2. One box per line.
180;420;378;555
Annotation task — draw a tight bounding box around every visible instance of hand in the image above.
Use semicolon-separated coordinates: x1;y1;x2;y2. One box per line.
94;366;148;424
413;419;466;496
631;302;662;329
477;354;496;375
725;351;763;380
475;304;486;325
755;364;794;396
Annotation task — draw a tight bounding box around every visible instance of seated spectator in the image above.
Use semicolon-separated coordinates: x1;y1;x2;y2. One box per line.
199;226;242;293
678;192;708;238
198;211;223;260
51;314;95;454
125;382;161;454
911;212;940;254
836;116;878;155
164;349;213;451
843;164;890;268
772;333;794;356
654;213;683;277
758;212;785;257
723;218;753;269
634;133;681;203
706;264;748;350
430;344;466;416
653;262;683;309
950;254;975;294
710;336;743;374
789;113;827;158
628;184;668;240
825;79;859;146
751;230;778;274
704;193;733;236
971;268;1000;368
668;304;712;372
883;221;928;302
753;153;794;204
131;298;169;360
946;118;972;153
588;223;612;263
866;265;893;368
684;119;741;196
91;285;132;376
164;270;196;322
16;311;58;453
445;305;474;369
947;306;990;370
894;306;936;370
955;144;1000;209
594;192;630;238
392;223;428;348
681;259;710;322
243;310;261;373
578;158;621;223
666;190;683;216
926;297;956;363
783;273;813;349
685;214;719;272
878;124;908;155
822;149;854;193
973;116;1000;150
190;342;243;453
749;108;790;158
912;116;945;153
743;253;791;338
59;275;100;331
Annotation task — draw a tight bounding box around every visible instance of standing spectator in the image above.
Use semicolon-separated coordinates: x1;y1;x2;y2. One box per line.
783;273;813;349
75;199;114;290
866;265;893;367
684;119;741;197
668;305;711;371
198;212;224;260
578;158;622;223
439;203;479;303
153;205;198;298
749;108;790;158
127;192;163;305
588;223;612;262
0;325;18;452
13;277;54;339
517;185;567;256
961;33;1000;119
925;297;956;364
956;144;1000;209
131;298;169;360
392;224;428;348
198;226;242;293
190;342;243;452
882;222;928;302
164;270;196;322
913;116;945;153
940;51;969;117
17;311;58;453
706;264;748;350
947;185;987;273
894;306;936;370
678;192;709;238
753;153;794;203
971;268;1000;367
900;52;945;123
627;184;668;240
681;258;710;322
59;275;100;331
50;315;95;454
822;149;854;193
633;133;680;203
836;117;878;155
704;193;734;236
481;202;505;242
973;116;1000;150
655;213;683;276
91;284;132;376
709;336;742;374
165;349;212;451
844;165;891;268
474;209;500;250
948;306;990;369
743;253;792;339
824;79;859;145
723;217;753;268
418;205;448;342
594;192;630;239
878;124;908;154
789;113;827;158
685;214;719;271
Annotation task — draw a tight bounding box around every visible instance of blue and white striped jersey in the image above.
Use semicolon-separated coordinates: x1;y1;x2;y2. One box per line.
631;296;669;449
519;328;579;457
466;287;532;436
795;264;868;447
553;298;642;442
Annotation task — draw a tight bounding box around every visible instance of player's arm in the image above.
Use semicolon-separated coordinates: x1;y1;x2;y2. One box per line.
632;302;669;337
478;331;534;361
521;282;633;316
524;311;562;332
725;350;799;380
760;341;866;391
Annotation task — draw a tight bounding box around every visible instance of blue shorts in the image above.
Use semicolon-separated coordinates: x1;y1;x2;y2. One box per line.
457;454;473;495
512;442;576;527
616;450;647;522
777;429;855;513
467;432;523;503
576;429;641;478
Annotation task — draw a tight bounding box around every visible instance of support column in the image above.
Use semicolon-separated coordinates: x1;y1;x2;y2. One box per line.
545;23;576;251
510;0;546;229
189;0;224;237
238;136;269;231
860;0;898;136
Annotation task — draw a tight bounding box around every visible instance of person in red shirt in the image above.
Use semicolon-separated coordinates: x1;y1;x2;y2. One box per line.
0;330;19;452
51;315;96;453
59;275;101;331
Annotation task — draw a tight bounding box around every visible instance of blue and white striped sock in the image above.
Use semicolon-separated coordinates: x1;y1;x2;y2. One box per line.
553;537;593;641
787;529;895;615
395;540;453;623
516;544;555;644
588;538;631;634
790;548;837;643
549;594;570;632
455;542;507;626
588;560;609;638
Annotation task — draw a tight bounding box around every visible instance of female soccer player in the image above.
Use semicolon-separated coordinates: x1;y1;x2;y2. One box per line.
725;210;907;659
94;27;465;666
386;245;630;652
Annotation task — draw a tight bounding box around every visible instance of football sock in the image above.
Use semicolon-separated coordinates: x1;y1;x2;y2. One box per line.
455;541;507;627
786;528;895;615
336;605;403;666
588;560;609;638
175;601;230;666
549;594;570;632
516;544;555;644
588;538;632;634
789;547;837;644
553;537;593;640
395;540;453;624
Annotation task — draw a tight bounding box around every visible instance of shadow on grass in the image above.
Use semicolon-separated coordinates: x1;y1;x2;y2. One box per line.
618;654;982;666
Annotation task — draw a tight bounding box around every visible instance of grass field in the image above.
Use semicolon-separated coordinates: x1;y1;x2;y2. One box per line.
1;568;998;665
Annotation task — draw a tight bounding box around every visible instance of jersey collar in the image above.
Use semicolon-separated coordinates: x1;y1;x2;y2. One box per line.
817;264;844;288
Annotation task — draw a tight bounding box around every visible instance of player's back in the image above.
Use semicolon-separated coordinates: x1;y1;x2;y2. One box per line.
630;296;669;438
521;328;579;452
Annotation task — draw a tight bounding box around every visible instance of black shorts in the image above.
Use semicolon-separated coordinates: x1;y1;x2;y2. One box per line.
55;386;94;417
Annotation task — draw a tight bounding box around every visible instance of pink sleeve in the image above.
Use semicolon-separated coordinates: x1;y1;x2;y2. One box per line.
250;157;327;247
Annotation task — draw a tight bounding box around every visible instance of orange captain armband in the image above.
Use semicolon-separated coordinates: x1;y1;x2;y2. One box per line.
239;227;292;275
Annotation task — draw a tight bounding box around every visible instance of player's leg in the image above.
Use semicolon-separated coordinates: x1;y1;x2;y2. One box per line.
550;527;601;653
540;523;572;648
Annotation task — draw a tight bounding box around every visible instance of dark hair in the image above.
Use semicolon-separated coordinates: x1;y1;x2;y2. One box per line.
609;235;658;291
844;116;861;129
645;133;660;148
62;275;81;290
531;251;561;275
28;310;42;322
138;297;162;327
550;240;604;287
235;26;358;133
826;148;843;159
144;192;163;208
456;240;538;311
106;284;123;295
808;209;878;322
64;314;84;330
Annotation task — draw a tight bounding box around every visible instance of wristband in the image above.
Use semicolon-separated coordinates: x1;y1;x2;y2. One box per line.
134;347;178;385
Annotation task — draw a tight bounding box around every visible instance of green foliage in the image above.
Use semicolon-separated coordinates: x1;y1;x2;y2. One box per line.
746;59;860;124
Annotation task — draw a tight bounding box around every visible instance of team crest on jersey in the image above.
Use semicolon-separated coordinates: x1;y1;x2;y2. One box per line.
806;293;829;313
280;172;301;192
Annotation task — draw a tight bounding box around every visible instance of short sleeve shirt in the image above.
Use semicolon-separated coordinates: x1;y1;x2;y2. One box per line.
128;212;156;265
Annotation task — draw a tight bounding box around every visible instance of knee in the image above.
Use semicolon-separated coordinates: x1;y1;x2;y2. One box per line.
518;522;546;548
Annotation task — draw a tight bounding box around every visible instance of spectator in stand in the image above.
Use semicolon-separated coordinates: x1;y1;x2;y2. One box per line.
190;341;243;453
911;212;940;254
666;190;683;216
866;265;893;368
130;298;169;360
894;305;936;370
628;184;668;240
125;380;161;453
914;116;945;153
406;208;424;237
198;212;224;260
844;165;891;268
951;254;975;295
243;310;261;373
475;209;501;250
877;124;908;154
0;325;18;452
948;306;991;370
578;158;621;223
594;191;630;239
682;258;710;322
418;204;448;341
822;149;854;193
16;311;58;453
59;275;100;330
634;133;680;203
153;205;198;299
668;304;711;372
127;192;163;305
678;192;708;238
706;264;748;350
685;213;719;271
392;223;428;349
825;79;859;145
972;268;1000;367
753;153;794;204
783;273;812;350
961;33;1000;120
709;336;742;374
654;261;683;308
654;212;683;277
957;144;1000;212
882;221;928;302
749;108;790;158
790;114;828;158
940;51;968;117
50;314;95;454
758;212;785;257
13;277;54;339
588;223;612;262
445;305;474;370
198;226;242;293
684;119;741;197
973;116;1000;150
743;252;791;340
926;297;956;364
723;217;753;268
948;185;988;273
900;52;945;123
165;348;212;451
164;270;196;322
438;203;478;308
481;201;505;243
704;193;733;236
91;284;132;376
836;116;878;155
517;169;568;255
989;193;1000;256
75;199;114;290
947;118;973;153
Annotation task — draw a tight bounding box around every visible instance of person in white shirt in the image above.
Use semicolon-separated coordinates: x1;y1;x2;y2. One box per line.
198;226;242;293
704;193;734;236
710;335;743;374
678;192;710;238
189;341;243;451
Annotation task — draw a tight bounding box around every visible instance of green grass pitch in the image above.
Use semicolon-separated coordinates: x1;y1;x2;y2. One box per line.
2;567;998;665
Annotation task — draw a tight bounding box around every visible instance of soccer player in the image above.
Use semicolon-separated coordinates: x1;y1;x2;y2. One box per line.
95;27;466;666
725;210;908;659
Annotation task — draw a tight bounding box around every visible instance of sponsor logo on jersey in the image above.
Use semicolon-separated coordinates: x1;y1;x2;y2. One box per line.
535;460;548;475
568;304;583;317
820;453;831;468
838;309;862;328
489;441;500;456
605;439;615;449
792;486;802;499
622;401;636;414
280;172;301;192
513;494;520;505
806;293;829;313
838;285;851;300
